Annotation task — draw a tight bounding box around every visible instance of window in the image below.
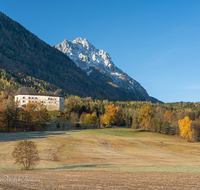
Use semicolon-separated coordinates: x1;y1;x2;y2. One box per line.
17;97;18;99
35;101;37;103
41;101;43;103
32;101;34;103
29;97;31;99
35;97;37;99
23;97;25;99
51;98;52;100
32;97;34;99
23;100;25;103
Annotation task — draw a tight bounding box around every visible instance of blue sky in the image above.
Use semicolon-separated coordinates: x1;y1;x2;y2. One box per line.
1;0;200;103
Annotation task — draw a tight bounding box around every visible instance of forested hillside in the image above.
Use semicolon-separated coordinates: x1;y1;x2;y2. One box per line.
0;12;129;100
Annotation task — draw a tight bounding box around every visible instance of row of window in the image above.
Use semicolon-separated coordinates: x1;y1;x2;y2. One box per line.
23;100;38;103
22;100;58;104
17;97;58;100
48;98;56;100
17;97;38;99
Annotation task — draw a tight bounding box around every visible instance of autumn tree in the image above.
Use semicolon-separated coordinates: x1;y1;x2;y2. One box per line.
100;114;105;127
65;96;81;113
80;112;87;127
12;140;40;170
163;110;174;124
0;100;16;132
85;114;93;126
85;112;98;127
123;108;132;126
131;109;140;129
99;101;105;115
178;116;194;141
58;109;68;120
115;106;125;126
23;102;37;129
103;104;118;125
34;102;49;127
69;112;79;127
137;104;154;130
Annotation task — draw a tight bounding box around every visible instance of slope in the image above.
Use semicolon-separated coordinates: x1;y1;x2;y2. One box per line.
0;12;118;100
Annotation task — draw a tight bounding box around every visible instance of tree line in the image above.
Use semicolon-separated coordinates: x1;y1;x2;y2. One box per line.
1;92;200;142
65;95;200;142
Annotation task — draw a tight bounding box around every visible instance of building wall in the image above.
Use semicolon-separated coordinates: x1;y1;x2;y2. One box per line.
15;95;65;111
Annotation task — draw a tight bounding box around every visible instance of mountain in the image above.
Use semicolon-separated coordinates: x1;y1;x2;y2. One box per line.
0;12;160;102
54;38;159;102
0;12;120;100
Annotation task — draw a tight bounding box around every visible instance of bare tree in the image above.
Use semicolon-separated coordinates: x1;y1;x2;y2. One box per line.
12;140;40;170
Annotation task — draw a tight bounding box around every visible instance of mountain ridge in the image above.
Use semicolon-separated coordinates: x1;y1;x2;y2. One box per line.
55;38;159;102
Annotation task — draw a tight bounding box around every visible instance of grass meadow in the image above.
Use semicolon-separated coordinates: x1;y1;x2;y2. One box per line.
1;128;200;172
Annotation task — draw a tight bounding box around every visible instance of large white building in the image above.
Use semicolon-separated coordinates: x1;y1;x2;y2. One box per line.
14;87;65;110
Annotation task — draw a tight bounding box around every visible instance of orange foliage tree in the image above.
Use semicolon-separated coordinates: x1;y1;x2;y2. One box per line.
163;110;174;124
178;116;194;141
103;104;118;125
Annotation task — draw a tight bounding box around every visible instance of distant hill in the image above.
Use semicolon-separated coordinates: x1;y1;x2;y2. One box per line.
0;12;160;102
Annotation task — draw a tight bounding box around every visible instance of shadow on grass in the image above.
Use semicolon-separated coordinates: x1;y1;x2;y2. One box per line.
0;131;68;142
43;164;114;170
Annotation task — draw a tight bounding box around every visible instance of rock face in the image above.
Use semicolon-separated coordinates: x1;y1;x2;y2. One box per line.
55;38;158;102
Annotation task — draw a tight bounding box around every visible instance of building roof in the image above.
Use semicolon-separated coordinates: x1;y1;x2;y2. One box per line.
15;87;37;95
15;87;64;97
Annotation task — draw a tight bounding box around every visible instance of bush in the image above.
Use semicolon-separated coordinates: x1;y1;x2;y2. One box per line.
56;123;60;129
12;140;40;170
75;123;82;129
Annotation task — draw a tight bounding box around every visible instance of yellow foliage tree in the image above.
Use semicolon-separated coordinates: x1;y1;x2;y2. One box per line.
85;112;98;126
137;104;154;129
178;116;194;141
85;114;93;126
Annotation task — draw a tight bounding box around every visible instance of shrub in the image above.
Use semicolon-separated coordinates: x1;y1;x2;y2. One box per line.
56;122;60;129
75;123;81;129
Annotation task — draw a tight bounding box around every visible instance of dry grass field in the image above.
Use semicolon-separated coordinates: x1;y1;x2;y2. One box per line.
1;128;200;172
1;128;200;189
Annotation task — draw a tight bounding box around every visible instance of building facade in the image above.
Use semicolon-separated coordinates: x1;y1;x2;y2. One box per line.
14;87;65;111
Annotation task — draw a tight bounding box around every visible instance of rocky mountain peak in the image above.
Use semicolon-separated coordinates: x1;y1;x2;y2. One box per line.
54;38;159;102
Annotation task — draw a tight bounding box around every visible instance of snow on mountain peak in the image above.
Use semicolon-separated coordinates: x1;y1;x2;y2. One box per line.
72;37;91;50
54;38;151;101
